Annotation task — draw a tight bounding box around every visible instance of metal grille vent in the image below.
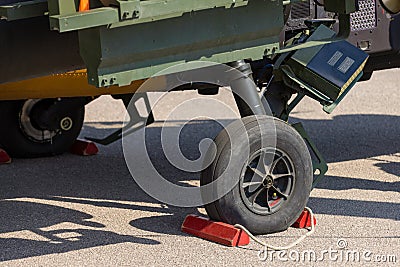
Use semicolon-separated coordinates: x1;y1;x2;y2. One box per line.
290;0;311;20
350;0;377;31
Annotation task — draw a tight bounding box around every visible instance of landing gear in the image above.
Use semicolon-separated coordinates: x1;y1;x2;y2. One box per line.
201;116;313;234
196;60;314;234
0;98;86;157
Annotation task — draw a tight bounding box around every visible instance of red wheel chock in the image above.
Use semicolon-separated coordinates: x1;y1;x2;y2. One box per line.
292;209;316;228
70;139;99;156
181;215;250;247
0;148;11;164
182;210;316;247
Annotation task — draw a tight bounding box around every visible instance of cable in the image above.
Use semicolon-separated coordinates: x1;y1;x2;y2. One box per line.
234;207;315;251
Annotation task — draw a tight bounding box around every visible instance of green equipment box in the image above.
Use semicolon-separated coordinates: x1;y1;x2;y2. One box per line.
287;25;369;101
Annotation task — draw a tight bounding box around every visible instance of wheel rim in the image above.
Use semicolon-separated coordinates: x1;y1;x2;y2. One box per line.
19;99;57;143
239;148;295;215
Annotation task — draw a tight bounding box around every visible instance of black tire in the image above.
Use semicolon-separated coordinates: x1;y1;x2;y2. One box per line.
200;116;313;234
0;99;84;158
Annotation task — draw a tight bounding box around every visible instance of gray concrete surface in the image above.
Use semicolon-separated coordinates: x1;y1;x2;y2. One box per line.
0;69;399;266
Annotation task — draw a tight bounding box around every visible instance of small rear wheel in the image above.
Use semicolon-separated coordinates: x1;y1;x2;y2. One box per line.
200;116;313;234
0;98;85;158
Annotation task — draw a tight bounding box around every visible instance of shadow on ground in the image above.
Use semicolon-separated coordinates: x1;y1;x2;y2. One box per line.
290;114;400;165
0;200;159;261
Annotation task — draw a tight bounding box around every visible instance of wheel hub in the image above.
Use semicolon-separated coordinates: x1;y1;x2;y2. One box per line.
262;176;274;188
240;148;295;215
60;117;73;131
20;99;57;142
19;99;78;143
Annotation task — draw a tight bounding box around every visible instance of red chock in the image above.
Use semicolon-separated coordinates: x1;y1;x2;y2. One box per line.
70;139;99;156
0;149;11;164
181;215;250;247
292;209;316;228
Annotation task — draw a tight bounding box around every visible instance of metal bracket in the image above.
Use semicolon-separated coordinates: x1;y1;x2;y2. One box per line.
279;14;352;53
86;93;154;145
0;0;47;21
49;0;249;32
279;92;305;121
115;0;140;20
98;0;141;21
281;65;333;103
49;7;118;32
291;122;328;189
